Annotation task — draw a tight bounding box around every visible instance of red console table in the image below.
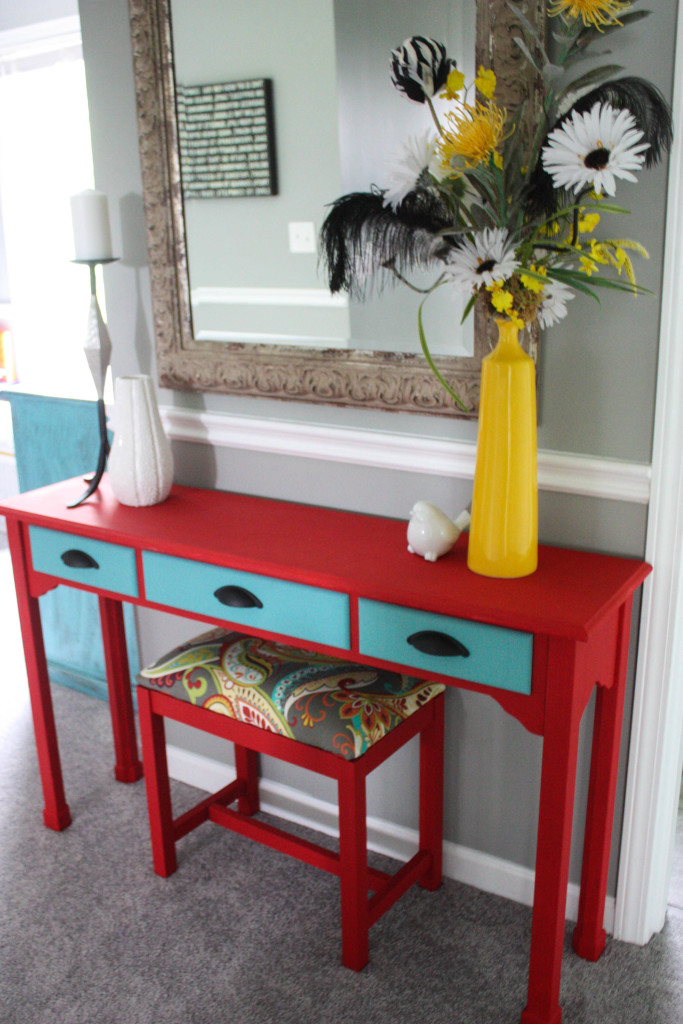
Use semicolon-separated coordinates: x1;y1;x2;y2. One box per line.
0;476;651;1024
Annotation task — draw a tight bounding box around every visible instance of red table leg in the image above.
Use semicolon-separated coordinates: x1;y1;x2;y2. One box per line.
6;518;71;830
98;596;143;783
573;602;632;960
521;636;586;1024
419;695;445;890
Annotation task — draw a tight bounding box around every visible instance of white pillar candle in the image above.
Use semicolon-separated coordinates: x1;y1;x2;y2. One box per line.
70;189;113;261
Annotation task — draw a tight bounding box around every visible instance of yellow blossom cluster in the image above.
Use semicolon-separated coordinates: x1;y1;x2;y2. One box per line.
435;66;508;176
548;0;632;32
486;266;550;329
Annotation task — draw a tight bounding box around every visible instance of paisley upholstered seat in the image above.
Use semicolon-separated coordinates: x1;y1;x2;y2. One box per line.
136;627;446;970
137;627;445;759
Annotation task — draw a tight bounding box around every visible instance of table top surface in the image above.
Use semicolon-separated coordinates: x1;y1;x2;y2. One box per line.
0;476;651;641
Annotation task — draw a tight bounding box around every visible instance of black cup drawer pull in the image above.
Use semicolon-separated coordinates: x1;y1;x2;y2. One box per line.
407;630;470;658
60;549;100;570
213;585;263;609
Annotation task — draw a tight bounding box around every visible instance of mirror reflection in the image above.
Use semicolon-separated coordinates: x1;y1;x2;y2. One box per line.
170;0;473;356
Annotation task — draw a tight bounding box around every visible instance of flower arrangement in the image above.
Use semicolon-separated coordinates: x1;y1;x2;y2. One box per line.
320;1;672;409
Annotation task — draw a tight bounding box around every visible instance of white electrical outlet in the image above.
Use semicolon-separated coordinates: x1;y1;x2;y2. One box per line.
288;221;316;254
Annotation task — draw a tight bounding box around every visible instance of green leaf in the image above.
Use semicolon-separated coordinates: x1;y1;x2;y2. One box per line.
557;64;624;105
519;266;550;285
460;291;478;325
551;266;651;296
547;269;602;302
581;10;651;41
509;2;551;65
513;36;544;76
578;202;632;216
418;298;468;411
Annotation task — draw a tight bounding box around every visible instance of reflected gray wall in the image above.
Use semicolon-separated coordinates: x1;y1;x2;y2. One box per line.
333;0;473;354
172;0;341;294
171;0;475;354
0;0;77;32
78;0;676;896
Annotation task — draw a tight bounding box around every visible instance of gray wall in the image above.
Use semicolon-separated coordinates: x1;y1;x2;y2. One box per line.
77;0;677;893
171;0;473;353
0;0;77;32
334;0;474;354
173;0;340;292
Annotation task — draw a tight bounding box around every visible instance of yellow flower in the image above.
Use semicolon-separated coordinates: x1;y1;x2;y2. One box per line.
580;256;598;276
441;68;466;99
438;100;508;173
487;282;525;326
608;238;649;261
577;212;601;234
601;238;649;289
589;239;610;264
475;67;496;99
520;265;547;293
612;246;637;287
540;220;561;237
548;0;632;31
488;284;514;313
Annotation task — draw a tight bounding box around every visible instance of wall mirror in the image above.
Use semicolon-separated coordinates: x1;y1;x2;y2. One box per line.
128;0;543;417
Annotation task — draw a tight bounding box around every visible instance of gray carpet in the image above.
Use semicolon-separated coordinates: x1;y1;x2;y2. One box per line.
1;681;682;1024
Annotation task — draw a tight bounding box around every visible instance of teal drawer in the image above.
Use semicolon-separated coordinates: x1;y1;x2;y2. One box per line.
358;599;532;695
29;526;139;598
142;551;350;650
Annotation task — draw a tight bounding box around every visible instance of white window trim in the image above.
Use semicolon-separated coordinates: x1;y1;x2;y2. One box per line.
613;0;683;944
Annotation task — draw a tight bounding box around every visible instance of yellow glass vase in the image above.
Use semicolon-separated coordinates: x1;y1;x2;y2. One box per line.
467;318;538;578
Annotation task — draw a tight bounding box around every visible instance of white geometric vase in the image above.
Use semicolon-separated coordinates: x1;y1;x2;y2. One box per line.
108;375;174;507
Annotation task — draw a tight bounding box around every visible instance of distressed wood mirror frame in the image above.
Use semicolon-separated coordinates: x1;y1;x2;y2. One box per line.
128;0;545;418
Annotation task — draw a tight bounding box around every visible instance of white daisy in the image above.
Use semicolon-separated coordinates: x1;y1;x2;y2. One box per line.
541;102;649;196
538;279;575;329
445;228;519;291
383;133;441;211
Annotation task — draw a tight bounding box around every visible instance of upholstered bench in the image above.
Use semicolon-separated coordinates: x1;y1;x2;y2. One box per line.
136;627;445;970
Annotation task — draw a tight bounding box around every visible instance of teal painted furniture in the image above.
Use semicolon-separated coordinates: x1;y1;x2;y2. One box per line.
6;391;139;700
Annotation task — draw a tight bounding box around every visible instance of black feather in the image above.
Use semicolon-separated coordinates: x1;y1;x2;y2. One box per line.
564;76;673;166
522;164;562;222
319;188;453;297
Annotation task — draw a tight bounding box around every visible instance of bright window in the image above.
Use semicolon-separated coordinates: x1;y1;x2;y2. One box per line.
0;17;101;400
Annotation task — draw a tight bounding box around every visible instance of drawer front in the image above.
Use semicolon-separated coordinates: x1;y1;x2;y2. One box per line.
358;599;533;694
29;526;139;598
142;551;350;650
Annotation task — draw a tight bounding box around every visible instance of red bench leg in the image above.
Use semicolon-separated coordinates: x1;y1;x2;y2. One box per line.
419;695;445;890
234;744;259;815
338;760;369;971
137;687;177;877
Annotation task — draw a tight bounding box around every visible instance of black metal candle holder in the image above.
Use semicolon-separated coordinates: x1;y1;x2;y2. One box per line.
68;257;119;509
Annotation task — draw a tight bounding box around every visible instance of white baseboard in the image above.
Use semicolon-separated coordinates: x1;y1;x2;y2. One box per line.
166;742;615;933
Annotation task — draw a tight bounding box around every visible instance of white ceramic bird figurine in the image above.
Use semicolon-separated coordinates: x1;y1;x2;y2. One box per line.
407;501;471;562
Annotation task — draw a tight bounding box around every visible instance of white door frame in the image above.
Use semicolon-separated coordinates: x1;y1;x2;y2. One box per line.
614;0;683;944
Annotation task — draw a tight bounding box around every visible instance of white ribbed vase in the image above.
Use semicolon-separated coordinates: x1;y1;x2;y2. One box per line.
108;375;174;507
